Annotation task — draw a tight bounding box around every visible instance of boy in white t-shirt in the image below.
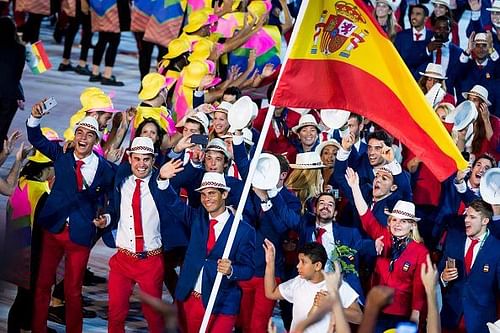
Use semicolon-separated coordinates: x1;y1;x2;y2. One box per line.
264;240;363;332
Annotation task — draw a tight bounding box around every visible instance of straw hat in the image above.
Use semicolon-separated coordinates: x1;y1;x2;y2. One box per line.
453;100;478;131
79;87;104;111
139;73;169;101
195;172;231;192
127;137;155;155
375;0;402;11
474;32;488;44
419;63;447;80
462;84;492;106
480;168;500;205
214;101;233;114
163;38;191;60
292;114;321;134
385;200;421;221
252;153;281;190
134;106;169;132
182;60;209;89
486;0;500;11
487;319;500;333
187;111;210;134
183;9;218;33
431;0;450;8
315;139;341;156
74;116;101;139
321;109;350;130
289;152;325;169
206;138;231;159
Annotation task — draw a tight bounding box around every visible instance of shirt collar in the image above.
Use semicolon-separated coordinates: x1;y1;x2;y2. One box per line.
316;221;333;233
132;173;152;184
470;230;488;242
74;152;96;164
210;209;230;224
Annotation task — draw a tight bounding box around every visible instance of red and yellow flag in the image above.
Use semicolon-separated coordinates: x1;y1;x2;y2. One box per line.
271;0;466;181
31;41;52;74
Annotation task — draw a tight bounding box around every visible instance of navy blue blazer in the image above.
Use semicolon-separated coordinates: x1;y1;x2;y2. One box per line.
333;155;410;226
416;42;466;93
439;229;500;333
265;192;376;301
162;185;255;315
232;140;302;278
394;29;433;78
27;124;115;247
102;163;190;251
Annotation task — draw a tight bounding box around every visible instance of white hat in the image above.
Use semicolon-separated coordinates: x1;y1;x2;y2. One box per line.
289;151;325;169
74;116;101;139
292;114;321;133
127;136;156;155
419;63;447;80
480;168;500;205
195;172;231;192
474;32;489;44
431;0;450;8
228;96;258;132
206;138;231;159
315;139;341;156
486;0;500;11
385;200;421;221
376;0;402;11
321;109;351;130
426;83;446;108
213;101;233;114
252;153;281;190
487;319;500;333
462;85;492;106
453;101;478;131
187;111;209;134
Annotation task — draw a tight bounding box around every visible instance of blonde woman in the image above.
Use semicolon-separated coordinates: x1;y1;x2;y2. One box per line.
286;152;325;213
346;167;428;333
373;0;402;41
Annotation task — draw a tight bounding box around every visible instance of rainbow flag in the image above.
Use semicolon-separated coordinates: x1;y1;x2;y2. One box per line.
271;0;466;181
29;41;52;74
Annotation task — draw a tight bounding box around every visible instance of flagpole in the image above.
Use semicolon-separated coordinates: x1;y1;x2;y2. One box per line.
198;1;311;331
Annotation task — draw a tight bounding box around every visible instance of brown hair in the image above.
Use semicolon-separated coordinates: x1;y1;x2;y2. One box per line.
468;199;493;221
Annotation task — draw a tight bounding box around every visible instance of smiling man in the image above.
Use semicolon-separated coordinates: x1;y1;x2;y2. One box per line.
27;100;115;333
158;162;255;333
439;199;500;333
94;137;170;333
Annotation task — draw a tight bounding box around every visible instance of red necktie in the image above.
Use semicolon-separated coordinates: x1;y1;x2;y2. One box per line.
435;48;442;64
322;132;328;141
75;160;85;191
232;162;239;179
316;227;326;244
464;238;479;275
478;64;484;70
132;179;144;252
207;219;218;254
415;32;422;41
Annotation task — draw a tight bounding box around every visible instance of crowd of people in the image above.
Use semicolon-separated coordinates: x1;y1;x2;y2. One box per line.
1;0;500;332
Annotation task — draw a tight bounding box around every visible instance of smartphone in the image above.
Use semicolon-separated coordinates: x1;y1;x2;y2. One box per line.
191;134;209;146
43;97;57;113
446;257;456;269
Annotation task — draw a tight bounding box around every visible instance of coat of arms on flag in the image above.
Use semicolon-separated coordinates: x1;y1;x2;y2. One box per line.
311;1;369;58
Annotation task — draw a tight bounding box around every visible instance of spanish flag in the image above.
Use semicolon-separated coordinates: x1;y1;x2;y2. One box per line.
271;0;467;181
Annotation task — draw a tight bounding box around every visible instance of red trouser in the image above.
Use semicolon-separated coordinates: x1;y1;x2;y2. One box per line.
32;227;90;333
177;293;236;333
108;251;165;333
236;277;279;332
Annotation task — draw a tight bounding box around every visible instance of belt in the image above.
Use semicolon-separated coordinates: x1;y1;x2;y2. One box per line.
118;247;163;259
191;291;202;299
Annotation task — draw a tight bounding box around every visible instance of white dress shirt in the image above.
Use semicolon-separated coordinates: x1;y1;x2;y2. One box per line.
116;174;163;252
412;27;426;41
313;222;336;272
194;209;230;293
74;152;98;189
464;231;488;269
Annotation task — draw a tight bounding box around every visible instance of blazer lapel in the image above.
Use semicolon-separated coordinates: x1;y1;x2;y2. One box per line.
209;215;234;256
